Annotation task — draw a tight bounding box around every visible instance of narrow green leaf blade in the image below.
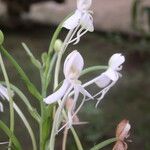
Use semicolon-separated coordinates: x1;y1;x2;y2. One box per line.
22;43;41;69
0;45;42;101
0;121;22;150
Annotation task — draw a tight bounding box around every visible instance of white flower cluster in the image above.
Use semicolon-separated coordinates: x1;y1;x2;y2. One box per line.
44;0;125;133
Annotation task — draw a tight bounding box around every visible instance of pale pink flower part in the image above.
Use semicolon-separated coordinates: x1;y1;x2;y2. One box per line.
116;119;131;141
113;119;131;150
63;0;94;44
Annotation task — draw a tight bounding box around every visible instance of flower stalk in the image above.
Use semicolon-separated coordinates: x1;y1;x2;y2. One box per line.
0;53;14;150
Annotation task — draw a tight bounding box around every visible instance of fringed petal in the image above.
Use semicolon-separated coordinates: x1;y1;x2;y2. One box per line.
43;79;70;104
67;27;88;45
95;81;116;107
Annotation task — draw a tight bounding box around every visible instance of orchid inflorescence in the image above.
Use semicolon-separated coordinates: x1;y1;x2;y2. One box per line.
44;0;125;134
0;0;128;150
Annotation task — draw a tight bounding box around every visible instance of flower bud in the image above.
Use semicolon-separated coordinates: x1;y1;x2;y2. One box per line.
0;30;4;45
112;119;131;150
65;98;80;123
113;140;128;150
54;39;63;53
116;119;131;141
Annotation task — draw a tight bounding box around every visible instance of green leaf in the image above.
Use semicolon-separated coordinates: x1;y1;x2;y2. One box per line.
13;102;37;150
0;45;42;101
22;42;41;69
90;138;116;150
0;30;4;45
0;120;22;150
0;81;41;123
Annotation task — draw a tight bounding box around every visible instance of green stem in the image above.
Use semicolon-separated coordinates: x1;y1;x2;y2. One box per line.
40;68;53;150
12;102;37;150
62;127;69;150
48;13;73;56
40;68;46;150
81;66;108;76
48;24;63;56
70;128;83;150
54;29;74;88
0;53;14;150
90;138;117;150
0;46;42;101
49;29;79;150
44;13;74;92
45;53;57;90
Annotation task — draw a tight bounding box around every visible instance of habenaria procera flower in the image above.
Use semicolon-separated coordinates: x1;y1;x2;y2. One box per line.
0;84;12;112
94;53;125;106
63;0;94;44
44;50;93;129
83;53;125;107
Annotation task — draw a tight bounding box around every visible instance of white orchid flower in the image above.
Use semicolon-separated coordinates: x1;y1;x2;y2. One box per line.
63;0;94;44
44;50;93;131
94;53;125;107
83;53;125;107
0;84;12;112
44;50;92;108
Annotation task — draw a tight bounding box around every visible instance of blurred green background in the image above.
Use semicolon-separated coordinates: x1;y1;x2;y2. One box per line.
0;0;150;150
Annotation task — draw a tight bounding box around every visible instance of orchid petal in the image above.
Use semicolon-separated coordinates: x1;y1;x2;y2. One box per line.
78;84;93;99
63;10;82;30
95;74;111;88
0;85;9;100
103;68;119;82
77;0;92;10
80;13;94;32
109;53;125;70
44;79;70;104
64;50;84;80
